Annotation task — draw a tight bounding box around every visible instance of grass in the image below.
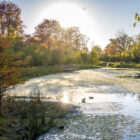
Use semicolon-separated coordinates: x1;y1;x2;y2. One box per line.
106;62;140;68
77;64;101;69
0;96;74;140
21;66;62;80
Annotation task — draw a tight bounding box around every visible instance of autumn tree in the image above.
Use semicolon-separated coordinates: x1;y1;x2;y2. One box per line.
110;31;131;62
33;19;89;65
0;1;28;116
0;38;31;115
34;19;88;50
64;27;88;50
34;19;62;43
104;43;118;57
0;1;23;39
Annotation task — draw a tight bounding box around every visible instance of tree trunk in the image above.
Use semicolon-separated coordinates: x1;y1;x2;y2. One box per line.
0;91;2;117
129;52;132;62
120;52;122;64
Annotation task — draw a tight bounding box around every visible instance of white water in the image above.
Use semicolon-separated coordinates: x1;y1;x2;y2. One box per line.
6;68;140;140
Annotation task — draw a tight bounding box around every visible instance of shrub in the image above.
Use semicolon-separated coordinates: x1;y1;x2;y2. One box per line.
99;61;107;67
106;62;114;67
113;62;121;68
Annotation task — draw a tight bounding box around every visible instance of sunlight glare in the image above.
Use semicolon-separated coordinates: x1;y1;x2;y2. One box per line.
38;2;98;46
61;92;69;103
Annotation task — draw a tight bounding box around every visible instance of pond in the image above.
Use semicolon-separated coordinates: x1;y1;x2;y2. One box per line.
7;68;140;140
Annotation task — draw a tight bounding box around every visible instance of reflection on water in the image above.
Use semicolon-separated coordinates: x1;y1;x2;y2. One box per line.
5;68;140;140
120;73;140;79
38;92;140;140
61;92;69;103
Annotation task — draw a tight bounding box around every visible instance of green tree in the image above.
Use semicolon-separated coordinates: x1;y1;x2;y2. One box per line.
134;13;140;27
89;46;99;65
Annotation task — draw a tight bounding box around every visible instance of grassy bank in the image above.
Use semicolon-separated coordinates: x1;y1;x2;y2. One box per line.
21;66;62;80
21;64;101;81
22;62;139;82
106;62;140;68
0;97;74;140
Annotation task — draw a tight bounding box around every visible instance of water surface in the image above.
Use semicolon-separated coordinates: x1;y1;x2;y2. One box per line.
7;68;140;140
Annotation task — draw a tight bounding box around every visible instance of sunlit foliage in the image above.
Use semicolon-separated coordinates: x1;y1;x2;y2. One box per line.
0;1;23;39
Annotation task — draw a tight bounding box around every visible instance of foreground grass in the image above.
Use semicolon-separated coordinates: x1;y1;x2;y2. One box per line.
0;97;73;140
21;66;62;80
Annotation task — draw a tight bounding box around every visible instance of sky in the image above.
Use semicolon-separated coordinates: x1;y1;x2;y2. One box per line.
11;0;140;49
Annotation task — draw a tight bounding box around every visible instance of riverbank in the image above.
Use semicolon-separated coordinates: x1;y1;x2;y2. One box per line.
0;96;75;140
21;63;140;82
106;62;140;68
21;64;101;81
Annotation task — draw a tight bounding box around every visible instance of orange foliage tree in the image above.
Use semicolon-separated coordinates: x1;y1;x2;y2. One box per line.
0;38;30;115
0;1;28;116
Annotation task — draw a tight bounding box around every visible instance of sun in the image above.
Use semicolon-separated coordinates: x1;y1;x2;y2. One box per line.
38;1;97;46
39;2;91;27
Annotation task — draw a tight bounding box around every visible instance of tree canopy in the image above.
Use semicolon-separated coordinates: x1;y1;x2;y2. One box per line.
0;1;23;39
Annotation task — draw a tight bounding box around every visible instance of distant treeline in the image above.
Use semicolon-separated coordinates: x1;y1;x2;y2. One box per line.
0;1;140;70
102;31;140;64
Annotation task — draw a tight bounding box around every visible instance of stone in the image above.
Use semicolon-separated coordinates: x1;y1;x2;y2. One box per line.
58;125;64;130
82;98;86;103
16;129;25;134
89;97;94;99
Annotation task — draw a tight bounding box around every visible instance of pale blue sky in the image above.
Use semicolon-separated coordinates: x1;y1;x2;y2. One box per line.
12;0;140;48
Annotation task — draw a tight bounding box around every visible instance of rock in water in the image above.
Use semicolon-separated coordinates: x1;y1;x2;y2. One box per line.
89;97;94;99
82;98;86;103
58;125;64;130
16;129;25;134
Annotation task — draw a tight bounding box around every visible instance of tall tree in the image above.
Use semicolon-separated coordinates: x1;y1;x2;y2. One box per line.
110;31;131;62
0;38;30;115
92;45;102;56
0;1;23;39
34;19;62;42
89;46;99;65
65;27;88;50
104;43;118;57
0;1;28;116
